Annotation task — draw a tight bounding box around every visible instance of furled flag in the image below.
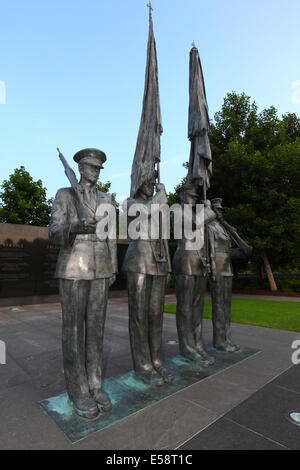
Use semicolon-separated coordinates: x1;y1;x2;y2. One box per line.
187;44;212;190
130;5;163;198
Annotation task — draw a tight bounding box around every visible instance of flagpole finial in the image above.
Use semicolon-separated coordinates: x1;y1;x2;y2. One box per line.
147;2;153;17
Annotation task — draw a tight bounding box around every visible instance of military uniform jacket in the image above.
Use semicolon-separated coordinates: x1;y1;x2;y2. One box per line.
207;219;233;277
49;186;118;280
173;206;216;276
122;190;171;276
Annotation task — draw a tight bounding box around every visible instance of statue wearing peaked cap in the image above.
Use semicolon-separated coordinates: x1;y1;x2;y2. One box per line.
50;148;117;419
207;197;252;352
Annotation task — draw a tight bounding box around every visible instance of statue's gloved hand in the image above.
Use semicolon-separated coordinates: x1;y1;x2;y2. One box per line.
109;274;116;287
70;219;96;234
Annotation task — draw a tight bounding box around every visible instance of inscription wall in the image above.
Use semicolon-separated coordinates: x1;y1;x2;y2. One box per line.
0;237;128;298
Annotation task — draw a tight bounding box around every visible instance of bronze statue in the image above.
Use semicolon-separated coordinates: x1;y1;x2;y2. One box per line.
173;185;215;366
208;198;252;352
178;43;252;355
50;148;117;419
122;7;173;385
123;176;173;384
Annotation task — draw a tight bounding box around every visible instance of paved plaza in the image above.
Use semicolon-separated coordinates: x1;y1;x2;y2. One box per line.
0;294;300;450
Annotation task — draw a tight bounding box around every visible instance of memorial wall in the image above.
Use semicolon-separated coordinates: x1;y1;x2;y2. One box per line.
0;223;128;303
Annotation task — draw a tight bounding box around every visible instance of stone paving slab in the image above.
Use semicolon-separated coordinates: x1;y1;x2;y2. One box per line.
224;367;300;450
178;416;287;450
179;365;300;450
95;393;219;450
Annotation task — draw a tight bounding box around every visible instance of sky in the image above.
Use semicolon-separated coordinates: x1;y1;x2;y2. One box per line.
0;0;299;202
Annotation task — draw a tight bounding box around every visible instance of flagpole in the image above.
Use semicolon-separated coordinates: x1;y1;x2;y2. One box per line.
147;1;163;259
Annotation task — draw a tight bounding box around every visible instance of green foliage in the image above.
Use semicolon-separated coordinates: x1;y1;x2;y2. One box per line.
167;172;187;207
164;298;300;332
208;92;300;271
96;180;118;208
275;278;300;293
166;172;188;259
96;180;111;193
0;166;53;226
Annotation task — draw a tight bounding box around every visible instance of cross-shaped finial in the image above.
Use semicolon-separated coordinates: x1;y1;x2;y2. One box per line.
147;2;153;14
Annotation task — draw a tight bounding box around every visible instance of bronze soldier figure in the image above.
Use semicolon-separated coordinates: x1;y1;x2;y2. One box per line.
50;148;117;419
121;6;173;385
208;198;252;352
173;185;215;366
122;173;174;384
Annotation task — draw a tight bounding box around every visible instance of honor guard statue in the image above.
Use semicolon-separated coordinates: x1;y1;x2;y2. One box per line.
208;198;252;352
122;5;174;385
122;172;174;385
173;185;216;366
50;148;117;419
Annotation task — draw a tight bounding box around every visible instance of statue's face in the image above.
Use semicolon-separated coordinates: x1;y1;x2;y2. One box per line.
139;179;155;198
79;162;101;184
181;191;198;205
184;193;198;205
213;206;223;216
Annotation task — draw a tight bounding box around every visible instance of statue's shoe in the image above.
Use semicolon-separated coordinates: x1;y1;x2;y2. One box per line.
225;341;240;352
91;388;112;412
72;396;100;419
181;352;211;368
155;366;174;383
136;369;164;386
214;342;239;353
196;348;216;366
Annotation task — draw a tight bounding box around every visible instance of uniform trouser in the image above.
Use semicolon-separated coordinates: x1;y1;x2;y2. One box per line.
59;278;109;403
126;273;166;375
175;275;207;359
209;276;233;346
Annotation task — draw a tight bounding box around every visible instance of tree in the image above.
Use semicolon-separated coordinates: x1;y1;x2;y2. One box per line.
96;179;120;234
208;92;300;290
169;92;300;290
96;180;112;194
0;166;53;226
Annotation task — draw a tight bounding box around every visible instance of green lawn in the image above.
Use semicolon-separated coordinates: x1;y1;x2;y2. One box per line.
164;298;300;332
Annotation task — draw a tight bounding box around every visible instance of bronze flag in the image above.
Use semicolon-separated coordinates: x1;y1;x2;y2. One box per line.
130;6;163;198
187;45;212;190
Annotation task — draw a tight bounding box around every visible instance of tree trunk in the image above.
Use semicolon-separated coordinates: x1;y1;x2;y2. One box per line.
262;254;278;291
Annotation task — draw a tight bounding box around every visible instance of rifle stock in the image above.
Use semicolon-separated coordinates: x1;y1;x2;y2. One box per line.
218;217;252;257
57;148;88;221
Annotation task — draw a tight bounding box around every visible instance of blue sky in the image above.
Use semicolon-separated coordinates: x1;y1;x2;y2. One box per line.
0;0;299;202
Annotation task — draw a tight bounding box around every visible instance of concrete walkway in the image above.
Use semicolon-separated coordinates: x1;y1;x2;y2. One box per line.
165;292;300;303
0;296;299;449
